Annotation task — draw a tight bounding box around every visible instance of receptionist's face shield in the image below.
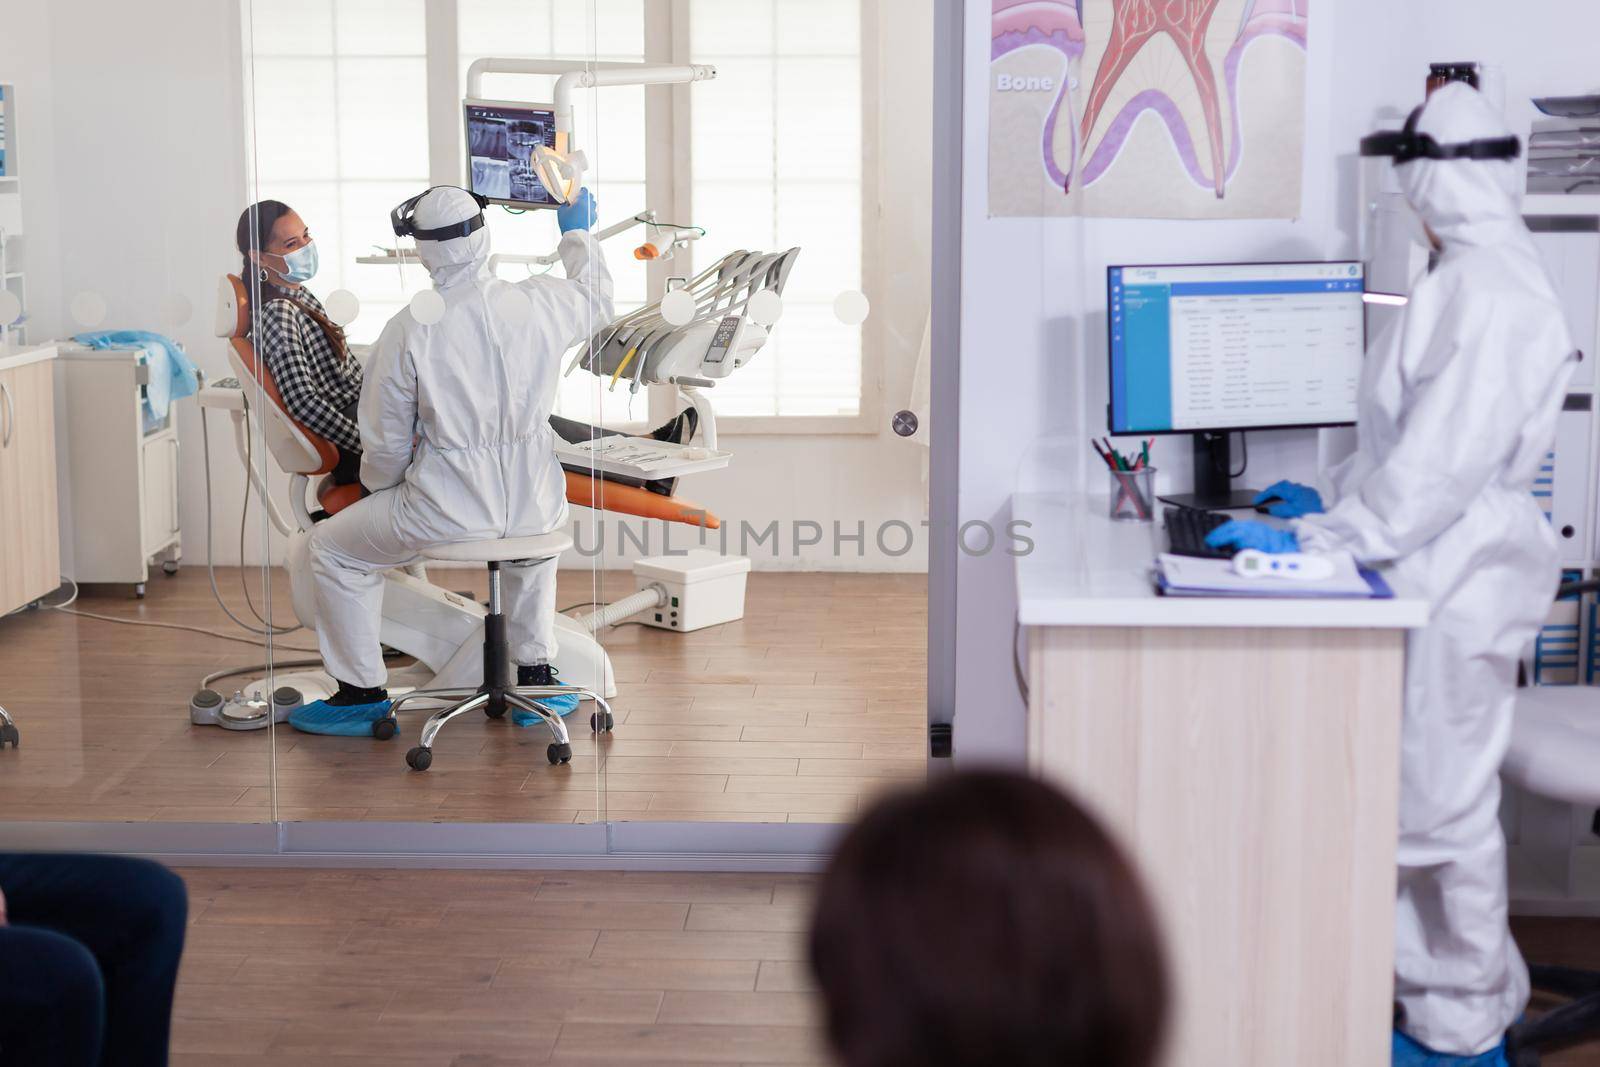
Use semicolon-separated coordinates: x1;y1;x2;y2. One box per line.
1359;105;1521;166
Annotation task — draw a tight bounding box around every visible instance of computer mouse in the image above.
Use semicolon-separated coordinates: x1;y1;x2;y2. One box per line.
1255;495;1283;514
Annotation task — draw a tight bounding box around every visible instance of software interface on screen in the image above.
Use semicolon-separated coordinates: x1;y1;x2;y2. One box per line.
464;100;559;207
1109;262;1365;434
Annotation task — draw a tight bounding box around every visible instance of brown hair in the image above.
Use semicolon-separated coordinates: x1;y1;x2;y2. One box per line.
232;199;346;355
809;770;1168;1067
235;199;293;282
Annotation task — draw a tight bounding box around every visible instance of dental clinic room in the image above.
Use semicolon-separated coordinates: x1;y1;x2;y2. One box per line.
14;0;1600;1065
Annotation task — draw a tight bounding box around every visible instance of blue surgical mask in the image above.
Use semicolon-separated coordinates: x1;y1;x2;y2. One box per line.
272;241;319;284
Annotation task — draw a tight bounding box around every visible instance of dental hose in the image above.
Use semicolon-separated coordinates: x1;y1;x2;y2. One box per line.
199;405;309;641
576;585;665;633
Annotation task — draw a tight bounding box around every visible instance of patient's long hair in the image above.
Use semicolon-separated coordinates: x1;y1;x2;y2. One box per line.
235;200;293;282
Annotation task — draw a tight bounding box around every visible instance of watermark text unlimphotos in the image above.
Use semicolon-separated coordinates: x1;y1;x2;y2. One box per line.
568;517;1035;559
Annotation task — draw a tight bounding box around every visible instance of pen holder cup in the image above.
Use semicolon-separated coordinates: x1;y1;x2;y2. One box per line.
1108;467;1157;523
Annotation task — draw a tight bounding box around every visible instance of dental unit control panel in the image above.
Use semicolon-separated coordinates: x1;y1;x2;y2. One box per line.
704;315;744;366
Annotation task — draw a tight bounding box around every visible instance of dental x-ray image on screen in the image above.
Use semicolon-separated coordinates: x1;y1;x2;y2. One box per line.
464;100;559;208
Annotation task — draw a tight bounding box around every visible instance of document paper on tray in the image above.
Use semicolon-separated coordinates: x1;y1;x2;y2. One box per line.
1156;551;1375;597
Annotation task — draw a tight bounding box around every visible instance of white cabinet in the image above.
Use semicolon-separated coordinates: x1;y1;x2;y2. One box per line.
1528;218;1599;390
57;345;183;592
0;347;60;614
140;432;181;557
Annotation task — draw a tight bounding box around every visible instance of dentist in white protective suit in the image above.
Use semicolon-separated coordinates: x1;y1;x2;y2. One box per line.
1207;83;1576;1065
288;184;612;737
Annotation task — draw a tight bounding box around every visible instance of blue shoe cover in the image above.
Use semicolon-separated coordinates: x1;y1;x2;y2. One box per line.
512;693;580;727
1393;1029;1508;1066
288;699;393;737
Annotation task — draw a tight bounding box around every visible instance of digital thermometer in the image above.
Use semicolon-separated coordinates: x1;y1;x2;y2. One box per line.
1231;549;1336;581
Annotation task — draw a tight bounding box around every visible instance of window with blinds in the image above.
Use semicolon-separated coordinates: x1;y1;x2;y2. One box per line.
245;0;867;426
688;0;864;419
244;0;431;346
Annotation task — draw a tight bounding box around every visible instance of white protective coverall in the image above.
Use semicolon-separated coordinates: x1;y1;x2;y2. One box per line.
1293;83;1576;1054
309;186;614;688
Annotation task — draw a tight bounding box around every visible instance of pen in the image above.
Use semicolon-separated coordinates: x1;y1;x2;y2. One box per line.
1094;439;1141;515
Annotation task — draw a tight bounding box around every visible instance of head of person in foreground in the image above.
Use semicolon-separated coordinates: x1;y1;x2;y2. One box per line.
809;769;1169;1067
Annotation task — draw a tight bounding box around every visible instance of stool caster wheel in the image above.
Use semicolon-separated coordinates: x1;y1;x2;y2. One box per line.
0;725;18;748
485;701;507;720
406;746;433;771
162;560;180;576
547;742;572;765
590;711;614;733
372;718;398;741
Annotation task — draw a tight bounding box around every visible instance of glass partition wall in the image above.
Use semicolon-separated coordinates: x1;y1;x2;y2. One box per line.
0;0;933;856
0;2;277;824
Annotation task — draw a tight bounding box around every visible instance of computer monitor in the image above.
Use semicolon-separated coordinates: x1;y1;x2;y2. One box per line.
1107;260;1365;508
463;98;562;209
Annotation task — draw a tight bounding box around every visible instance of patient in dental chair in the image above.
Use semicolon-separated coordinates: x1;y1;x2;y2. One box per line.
235;199;697;503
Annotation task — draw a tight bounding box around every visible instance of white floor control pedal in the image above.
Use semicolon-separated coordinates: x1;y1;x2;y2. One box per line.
190;687;302;731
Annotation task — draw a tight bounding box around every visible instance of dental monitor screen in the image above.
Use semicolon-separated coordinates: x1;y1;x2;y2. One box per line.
463;99;560;208
1107;261;1365;435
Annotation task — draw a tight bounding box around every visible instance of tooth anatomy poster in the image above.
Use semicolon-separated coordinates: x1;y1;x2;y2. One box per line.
989;0;1310;219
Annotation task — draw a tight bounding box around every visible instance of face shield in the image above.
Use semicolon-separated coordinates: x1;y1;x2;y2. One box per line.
1359;105;1521;166
390;186;492;288
391;186;489;242
1360;85;1525;253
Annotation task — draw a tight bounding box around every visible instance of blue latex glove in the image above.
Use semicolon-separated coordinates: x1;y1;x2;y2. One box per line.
1254;479;1324;518
557;187;597;234
1204;519;1300;555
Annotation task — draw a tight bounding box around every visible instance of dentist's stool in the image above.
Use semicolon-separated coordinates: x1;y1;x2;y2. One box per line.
384;532;614;772
1503;669;1600;1064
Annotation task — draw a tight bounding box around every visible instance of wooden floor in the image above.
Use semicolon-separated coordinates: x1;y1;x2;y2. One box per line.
169;868;1600;1066
1519;916;1600;1066
0;568;926;824
173;866;831;1066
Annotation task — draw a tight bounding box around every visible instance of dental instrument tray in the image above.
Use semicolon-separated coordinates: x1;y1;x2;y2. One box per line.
1534;95;1600;118
575;248;800;390
554;435;732;481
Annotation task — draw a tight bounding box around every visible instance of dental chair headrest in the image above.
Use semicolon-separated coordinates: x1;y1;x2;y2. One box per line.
215;275;250;340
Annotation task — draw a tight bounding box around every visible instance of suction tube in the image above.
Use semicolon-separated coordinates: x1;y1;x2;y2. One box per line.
576;585;666;633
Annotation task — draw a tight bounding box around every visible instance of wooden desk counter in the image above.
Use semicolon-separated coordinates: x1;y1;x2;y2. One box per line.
1016;492;1428;1067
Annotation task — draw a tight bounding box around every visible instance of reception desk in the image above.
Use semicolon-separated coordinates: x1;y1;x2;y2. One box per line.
1015;492;1428;1066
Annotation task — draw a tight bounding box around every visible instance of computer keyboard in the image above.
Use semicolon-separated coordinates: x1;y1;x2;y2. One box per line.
1164;506;1233;559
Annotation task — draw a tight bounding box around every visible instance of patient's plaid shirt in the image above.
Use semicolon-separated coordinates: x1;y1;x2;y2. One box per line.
255;285;363;453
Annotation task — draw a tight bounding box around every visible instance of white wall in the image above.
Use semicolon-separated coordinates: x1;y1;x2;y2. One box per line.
5;0;253;576
0;0;63;342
